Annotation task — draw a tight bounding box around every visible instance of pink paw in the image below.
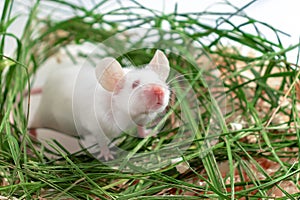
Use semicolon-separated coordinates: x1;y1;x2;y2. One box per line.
28;128;38;138
137;126;157;138
97;146;116;161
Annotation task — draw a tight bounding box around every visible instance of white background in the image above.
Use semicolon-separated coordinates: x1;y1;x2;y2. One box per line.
2;0;300;62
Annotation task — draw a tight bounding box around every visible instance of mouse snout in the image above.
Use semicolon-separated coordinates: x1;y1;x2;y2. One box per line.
143;84;166;110
152;85;164;102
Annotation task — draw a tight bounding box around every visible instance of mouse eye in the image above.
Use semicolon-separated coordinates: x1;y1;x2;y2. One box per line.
132;80;140;89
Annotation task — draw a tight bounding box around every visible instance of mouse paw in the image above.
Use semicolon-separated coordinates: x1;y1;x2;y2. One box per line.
137;126;157;138
97;146;116;161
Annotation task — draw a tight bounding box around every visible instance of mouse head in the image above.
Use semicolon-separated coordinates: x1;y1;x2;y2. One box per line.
95;50;170;126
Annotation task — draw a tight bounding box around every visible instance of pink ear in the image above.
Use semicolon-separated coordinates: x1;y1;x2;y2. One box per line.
148;50;170;81
95;57;125;92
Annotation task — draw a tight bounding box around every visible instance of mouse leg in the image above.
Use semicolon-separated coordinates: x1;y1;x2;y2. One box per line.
83;133;116;161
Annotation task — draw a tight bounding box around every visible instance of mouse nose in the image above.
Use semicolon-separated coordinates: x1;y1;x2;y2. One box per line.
143;84;165;110
152;85;164;103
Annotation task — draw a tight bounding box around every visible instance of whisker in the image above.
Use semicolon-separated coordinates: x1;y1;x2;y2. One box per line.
167;72;198;84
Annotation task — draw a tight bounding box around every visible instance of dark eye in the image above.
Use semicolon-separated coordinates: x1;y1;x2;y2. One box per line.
132;80;140;89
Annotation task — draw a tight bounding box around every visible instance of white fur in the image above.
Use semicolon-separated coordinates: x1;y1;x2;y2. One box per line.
30;50;170;160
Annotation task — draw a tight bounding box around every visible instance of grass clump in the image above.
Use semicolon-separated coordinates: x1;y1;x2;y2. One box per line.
1;0;300;199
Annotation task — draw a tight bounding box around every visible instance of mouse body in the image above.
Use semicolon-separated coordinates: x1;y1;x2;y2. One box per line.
30;50;170;160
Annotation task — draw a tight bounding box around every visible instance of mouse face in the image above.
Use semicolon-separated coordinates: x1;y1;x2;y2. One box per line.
95;50;170;127
113;68;170;125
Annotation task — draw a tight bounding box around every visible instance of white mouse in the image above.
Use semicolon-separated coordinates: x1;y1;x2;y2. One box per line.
29;50;170;160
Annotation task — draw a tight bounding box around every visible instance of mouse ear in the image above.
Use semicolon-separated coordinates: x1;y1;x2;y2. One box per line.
95;57;125;92
148;50;170;81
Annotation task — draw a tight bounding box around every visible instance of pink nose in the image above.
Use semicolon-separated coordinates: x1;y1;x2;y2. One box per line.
144;85;165;109
152;85;164;103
